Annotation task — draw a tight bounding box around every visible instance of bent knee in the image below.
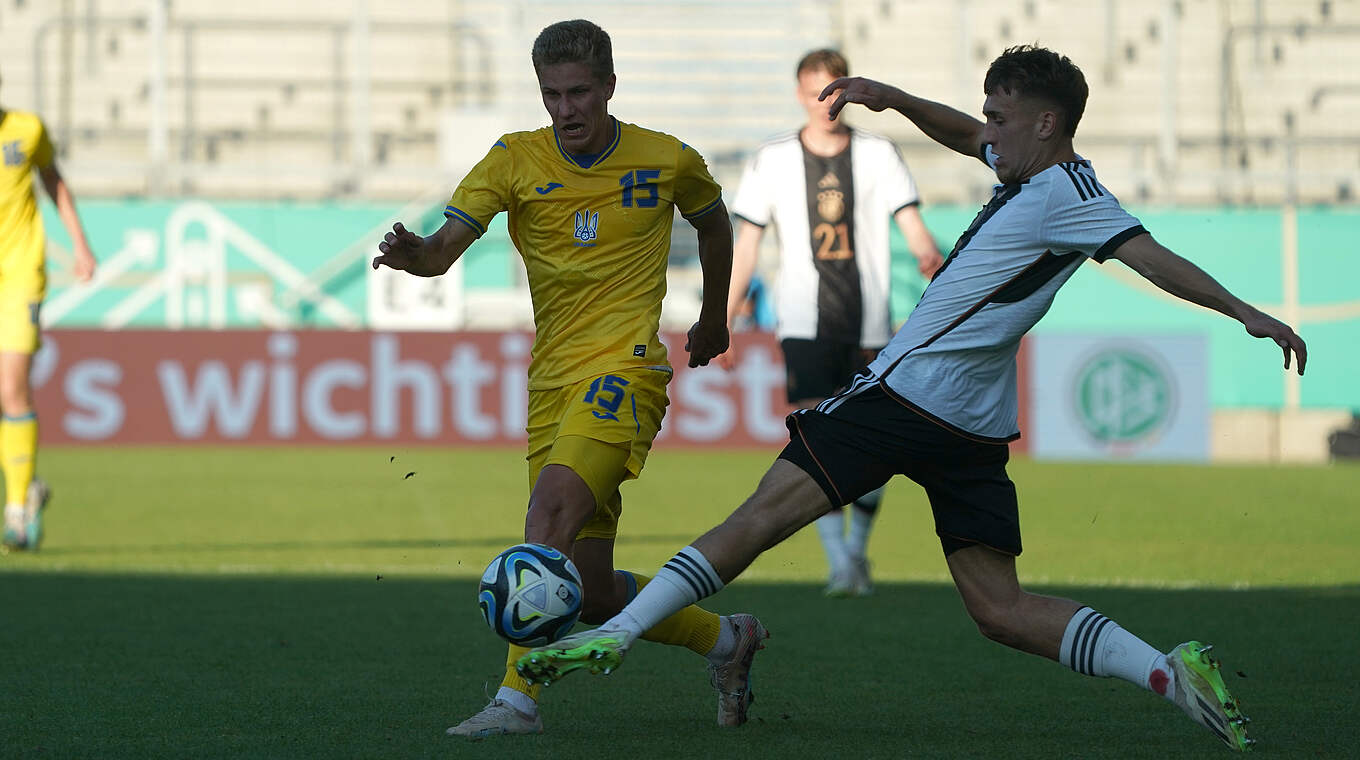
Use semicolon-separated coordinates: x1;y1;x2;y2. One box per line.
968;601;1022;646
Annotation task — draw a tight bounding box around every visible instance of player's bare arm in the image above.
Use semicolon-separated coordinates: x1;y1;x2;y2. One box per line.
819;77;984;159
714;219;764;370
1112;231;1307;374
37;163;96;282
725;220;763;327
685;200;734;367
893;205;943;278
371;218;476;277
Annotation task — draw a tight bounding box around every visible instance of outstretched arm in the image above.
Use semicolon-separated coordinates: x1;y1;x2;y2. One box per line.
820;77;985;160
685;202;734;368
893;205;943;278
371;217;478;277
1111;232;1307;375
38;163;96;282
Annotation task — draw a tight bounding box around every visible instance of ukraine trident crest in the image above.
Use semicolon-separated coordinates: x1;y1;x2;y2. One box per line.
574;209;600;244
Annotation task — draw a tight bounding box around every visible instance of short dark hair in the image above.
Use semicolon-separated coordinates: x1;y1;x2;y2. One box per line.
983;45;1088;137
532;20;613;83
796;49;849;79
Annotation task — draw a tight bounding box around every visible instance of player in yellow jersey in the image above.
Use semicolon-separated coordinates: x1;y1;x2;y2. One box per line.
0;74;97;552
372;20;768;738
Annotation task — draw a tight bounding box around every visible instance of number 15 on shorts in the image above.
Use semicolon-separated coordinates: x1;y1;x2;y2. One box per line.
583;374;631;422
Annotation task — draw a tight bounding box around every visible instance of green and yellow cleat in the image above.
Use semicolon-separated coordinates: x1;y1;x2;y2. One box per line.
22;479;51;552
516;629;629;686
1168;641;1254;752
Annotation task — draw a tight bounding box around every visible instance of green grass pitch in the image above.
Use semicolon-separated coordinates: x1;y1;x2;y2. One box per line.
1;446;1357;758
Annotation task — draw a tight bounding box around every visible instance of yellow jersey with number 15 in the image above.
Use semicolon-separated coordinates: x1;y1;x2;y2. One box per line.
445;118;723;391
0;110;54;264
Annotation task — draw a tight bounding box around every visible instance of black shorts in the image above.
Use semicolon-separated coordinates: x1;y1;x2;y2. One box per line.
779;378;1021;556
780;338;879;405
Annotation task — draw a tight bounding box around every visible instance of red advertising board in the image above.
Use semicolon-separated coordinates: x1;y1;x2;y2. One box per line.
32;329;1029;451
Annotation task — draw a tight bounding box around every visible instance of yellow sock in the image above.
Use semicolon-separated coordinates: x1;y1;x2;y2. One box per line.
1;414;37;506
500;644;542;701
626;571;721;655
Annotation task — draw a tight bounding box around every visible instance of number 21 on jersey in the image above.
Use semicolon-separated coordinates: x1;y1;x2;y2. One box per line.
814;222;852;260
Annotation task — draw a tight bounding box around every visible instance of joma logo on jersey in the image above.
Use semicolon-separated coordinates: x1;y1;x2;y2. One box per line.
2;141;23;167
573;209;600;246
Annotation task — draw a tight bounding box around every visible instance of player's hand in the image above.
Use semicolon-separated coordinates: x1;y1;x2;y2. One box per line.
819;77;905;120
1242;309;1307;375
72;243;96;283
371;222;425;271
685;319;729;368
917;250;944;279
714;344;738;371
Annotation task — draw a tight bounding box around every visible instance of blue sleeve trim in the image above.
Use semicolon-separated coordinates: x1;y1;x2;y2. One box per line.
444;205;486;236
682;197;723;221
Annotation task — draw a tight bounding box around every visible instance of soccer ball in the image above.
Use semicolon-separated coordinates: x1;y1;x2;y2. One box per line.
478;543;583;646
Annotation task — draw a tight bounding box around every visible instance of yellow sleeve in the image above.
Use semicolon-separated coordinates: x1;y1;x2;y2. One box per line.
444;137;513;236
674;142;723;221
32;118;54;168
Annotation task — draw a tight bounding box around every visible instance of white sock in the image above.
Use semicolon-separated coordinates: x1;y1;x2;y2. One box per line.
603;546;725;641
705;615;738;665
815;510;849;573
494;686;537;716
1059;607;1175;699
846;489;883;558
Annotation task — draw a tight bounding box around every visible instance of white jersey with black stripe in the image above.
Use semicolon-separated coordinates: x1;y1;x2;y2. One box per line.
861;146;1146;441
731;128;921;347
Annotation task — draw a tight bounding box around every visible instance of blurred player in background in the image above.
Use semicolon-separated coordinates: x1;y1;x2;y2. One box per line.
720;49;942;597
373;19;767;739
0;73;97;552
519;46;1310;753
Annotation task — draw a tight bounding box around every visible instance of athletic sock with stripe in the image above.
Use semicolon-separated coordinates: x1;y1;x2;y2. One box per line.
602;546;725;643
1059;606;1176;700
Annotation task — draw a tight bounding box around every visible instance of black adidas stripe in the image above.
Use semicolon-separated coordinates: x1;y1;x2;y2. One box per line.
1060;164;1089;201
1068;610;1106;675
663;557;710;598
1201;713;1233;746
669;552;718;597
1196;694;1227;729
1070;611;1113;676
1084;617;1113;676
1066;610;1093;672
1077;169;1102;198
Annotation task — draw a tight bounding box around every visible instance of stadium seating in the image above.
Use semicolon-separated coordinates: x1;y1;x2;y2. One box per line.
0;0;1355;203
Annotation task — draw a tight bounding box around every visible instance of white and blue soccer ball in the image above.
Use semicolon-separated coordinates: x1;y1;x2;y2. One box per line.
478;543;583;646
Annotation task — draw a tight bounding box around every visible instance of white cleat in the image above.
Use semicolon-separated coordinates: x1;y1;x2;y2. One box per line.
850;555;874;597
445;699;543;739
824;567;857;598
708;613;770;727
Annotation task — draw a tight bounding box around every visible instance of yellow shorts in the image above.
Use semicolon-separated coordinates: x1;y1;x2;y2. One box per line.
0;251;46;354
527;367;671;541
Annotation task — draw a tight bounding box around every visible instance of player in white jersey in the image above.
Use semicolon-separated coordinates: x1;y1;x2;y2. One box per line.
519;46;1308;753
721;49;942;597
